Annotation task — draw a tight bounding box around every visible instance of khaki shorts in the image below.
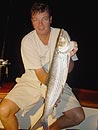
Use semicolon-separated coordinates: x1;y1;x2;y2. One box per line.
5;76;81;119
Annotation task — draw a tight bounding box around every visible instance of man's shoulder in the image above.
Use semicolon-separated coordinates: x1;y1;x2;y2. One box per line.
51;27;61;36
51;27;68;34
22;30;35;40
51;27;60;32
21;30;35;46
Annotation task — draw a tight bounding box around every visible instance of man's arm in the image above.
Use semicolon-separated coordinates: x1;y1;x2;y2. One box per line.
34;68;48;85
34;41;78;84
68;58;74;73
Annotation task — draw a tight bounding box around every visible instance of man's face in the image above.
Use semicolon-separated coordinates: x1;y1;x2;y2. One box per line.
31;11;52;35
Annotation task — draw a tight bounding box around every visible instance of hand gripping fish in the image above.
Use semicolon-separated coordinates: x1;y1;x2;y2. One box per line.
29;29;74;130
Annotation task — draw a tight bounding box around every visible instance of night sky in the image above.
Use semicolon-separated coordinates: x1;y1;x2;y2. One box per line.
0;0;97;90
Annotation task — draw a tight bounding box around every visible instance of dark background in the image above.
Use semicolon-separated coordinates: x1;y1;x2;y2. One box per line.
0;0;97;90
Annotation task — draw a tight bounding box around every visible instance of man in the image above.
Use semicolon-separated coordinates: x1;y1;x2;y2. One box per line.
0;1;85;130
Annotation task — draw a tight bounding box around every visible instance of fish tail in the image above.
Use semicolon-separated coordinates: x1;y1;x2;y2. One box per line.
28;118;42;130
41;120;49;130
28;116;49;130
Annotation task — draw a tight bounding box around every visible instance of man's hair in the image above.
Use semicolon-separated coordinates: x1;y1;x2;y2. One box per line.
31;0;52;17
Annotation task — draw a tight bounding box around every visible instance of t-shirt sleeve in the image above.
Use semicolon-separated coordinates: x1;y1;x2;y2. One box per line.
21;37;42;70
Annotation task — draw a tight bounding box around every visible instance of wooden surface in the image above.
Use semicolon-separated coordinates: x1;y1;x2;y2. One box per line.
0;82;98;109
0;82;15;99
73;88;98;109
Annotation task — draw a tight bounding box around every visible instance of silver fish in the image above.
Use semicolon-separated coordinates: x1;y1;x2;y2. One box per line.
29;29;74;130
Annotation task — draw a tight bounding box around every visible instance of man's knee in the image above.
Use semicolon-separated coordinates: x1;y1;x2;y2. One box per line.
0;103;10;118
0;99;17;119
64;107;85;125
71;107;85;125
74;110;85;125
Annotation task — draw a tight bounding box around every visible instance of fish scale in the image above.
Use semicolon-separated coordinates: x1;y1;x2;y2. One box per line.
29;29;74;130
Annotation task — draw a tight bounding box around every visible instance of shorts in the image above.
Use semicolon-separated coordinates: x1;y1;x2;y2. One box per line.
5;74;81;119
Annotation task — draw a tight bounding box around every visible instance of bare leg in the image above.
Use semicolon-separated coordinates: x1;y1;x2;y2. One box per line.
49;107;85;130
0;99;20;130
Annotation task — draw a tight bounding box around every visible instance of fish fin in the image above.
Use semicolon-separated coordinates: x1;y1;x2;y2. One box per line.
41;120;49;130
28;118;42;130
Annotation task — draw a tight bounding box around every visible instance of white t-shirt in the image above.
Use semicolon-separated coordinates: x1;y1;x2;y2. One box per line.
21;28;59;70
21;27;78;73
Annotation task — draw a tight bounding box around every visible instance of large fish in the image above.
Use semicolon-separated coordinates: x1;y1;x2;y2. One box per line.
29;29;74;130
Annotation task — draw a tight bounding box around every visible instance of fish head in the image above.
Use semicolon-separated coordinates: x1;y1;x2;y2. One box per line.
57;29;74;53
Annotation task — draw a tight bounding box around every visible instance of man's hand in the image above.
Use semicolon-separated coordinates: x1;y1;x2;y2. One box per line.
70;41;78;57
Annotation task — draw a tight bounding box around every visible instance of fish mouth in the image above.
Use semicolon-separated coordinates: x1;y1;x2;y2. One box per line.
57;29;70;50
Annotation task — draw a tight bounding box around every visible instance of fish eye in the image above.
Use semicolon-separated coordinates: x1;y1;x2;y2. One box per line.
61;37;65;42
58;37;66;47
